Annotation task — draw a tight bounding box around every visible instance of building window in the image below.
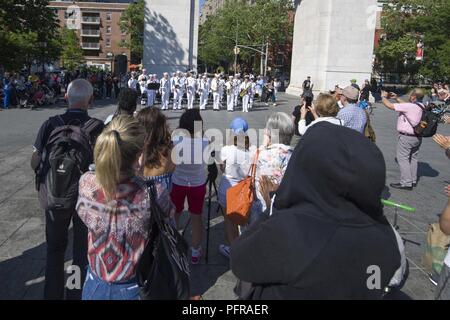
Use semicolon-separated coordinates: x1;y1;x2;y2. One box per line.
106;12;112;21
106;26;112;34
106;38;111;47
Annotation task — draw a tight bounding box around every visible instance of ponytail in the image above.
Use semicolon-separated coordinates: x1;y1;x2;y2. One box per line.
94;115;145;201
94;130;122;200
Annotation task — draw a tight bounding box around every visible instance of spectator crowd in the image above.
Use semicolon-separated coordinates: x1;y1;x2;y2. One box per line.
26;74;450;301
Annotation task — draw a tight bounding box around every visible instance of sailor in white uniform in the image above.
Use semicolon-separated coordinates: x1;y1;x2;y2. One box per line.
186;72;197;110
211;74;221;111
239;75;252;113
233;74;241;108
198;75;210;110
127;72;138;91
160;73;171;110
225;76;234;112
138;69;148;96
172;71;182;110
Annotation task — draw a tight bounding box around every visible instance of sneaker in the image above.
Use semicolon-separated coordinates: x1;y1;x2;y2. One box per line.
219;244;230;259
390;183;413;191
191;246;202;265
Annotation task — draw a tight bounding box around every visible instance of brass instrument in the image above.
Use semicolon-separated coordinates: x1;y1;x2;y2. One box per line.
240;85;250;98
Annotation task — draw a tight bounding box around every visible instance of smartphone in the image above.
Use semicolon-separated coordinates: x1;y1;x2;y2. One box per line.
305;96;313;107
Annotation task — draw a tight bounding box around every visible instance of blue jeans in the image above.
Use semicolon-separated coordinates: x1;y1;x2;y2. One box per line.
82;267;140;300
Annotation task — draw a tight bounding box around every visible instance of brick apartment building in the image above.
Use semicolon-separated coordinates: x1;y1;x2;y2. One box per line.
49;1;131;73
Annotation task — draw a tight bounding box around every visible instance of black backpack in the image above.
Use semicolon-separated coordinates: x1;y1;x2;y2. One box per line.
412;103;440;138
38;116;103;210
136;182;190;300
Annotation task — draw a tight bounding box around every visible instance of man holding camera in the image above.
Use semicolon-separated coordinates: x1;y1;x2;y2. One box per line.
381;89;425;190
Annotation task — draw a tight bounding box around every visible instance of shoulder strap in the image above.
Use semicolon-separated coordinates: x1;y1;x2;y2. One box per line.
82;118;103;136
414;102;425;111
248;149;260;181
49;115;65;128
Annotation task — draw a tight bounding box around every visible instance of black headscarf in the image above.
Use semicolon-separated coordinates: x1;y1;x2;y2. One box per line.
274;121;389;226
231;122;400;299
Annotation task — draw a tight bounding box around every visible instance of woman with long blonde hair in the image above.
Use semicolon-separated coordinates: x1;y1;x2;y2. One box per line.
76;115;174;300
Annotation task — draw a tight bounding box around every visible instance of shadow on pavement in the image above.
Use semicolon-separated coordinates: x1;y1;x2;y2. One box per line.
418;162;439;179
0;242;46;299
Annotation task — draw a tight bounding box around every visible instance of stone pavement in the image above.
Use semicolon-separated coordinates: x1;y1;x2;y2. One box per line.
0;93;449;300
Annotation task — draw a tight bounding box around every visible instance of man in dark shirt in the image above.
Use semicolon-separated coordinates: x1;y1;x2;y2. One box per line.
31;79;103;300
302;76;314;98
291;95;314;147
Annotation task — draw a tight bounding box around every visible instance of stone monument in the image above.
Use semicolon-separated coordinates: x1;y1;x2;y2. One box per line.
143;0;199;76
286;0;378;95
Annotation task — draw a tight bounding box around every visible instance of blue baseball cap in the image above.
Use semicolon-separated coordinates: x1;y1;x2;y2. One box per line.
230;118;249;135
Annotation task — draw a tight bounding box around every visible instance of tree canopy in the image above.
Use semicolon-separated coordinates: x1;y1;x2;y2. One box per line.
376;0;450;82
60;28;84;71
119;0;144;64
199;0;294;73
0;0;61;72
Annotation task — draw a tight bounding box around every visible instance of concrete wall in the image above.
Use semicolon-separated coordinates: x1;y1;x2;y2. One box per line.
143;0;199;77
287;0;377;95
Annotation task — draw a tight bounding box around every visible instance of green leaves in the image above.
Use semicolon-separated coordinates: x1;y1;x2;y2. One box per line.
377;0;450;82
60;28;83;71
199;0;293;72
119;0;144;63
0;0;60;71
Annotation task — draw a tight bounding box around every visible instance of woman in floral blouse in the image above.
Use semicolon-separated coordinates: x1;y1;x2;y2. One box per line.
249;112;295;226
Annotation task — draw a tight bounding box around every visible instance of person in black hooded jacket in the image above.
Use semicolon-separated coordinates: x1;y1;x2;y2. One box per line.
230;122;403;300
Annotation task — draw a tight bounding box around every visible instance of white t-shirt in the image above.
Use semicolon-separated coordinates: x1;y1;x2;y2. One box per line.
220;145;250;180
172;137;209;187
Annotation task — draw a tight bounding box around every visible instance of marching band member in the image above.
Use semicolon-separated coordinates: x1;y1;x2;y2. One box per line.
226;76;234;112
239;75;252;113
186;72;197;110
127;72;138;91
138;69;148;96
211;74;221;111
152;74;159;105
198;75;210;110
219;74;226;108
145;76;155;107
273;78;281;106
172;71;182;110
170;72;177;106
249;76;257;110
160;72;171;110
147;74;159;107
177;71;186;110
233;74;241;108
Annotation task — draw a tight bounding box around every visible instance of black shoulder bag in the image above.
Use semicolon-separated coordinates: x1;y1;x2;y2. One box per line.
136;182;190;300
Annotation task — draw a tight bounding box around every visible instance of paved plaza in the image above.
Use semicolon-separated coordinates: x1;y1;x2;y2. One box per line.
0;93;449;300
